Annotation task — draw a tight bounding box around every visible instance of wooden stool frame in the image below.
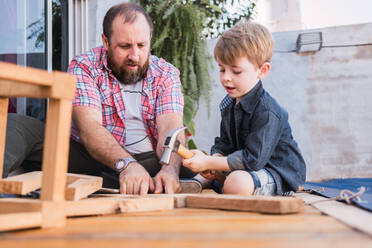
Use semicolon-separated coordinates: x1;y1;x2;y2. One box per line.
0;61;76;231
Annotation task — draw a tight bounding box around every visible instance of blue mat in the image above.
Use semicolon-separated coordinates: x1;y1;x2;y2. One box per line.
303;178;372;212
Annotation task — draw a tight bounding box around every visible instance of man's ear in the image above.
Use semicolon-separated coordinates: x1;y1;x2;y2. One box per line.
102;33;109;50
258;62;271;80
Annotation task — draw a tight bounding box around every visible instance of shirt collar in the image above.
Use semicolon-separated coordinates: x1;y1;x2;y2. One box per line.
238;80;264;114
219;80;264;113
100;46;111;72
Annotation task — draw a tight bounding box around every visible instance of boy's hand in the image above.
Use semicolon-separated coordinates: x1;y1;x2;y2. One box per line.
182;150;210;172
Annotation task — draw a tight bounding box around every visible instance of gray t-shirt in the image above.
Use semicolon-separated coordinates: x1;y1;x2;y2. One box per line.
120;81;153;154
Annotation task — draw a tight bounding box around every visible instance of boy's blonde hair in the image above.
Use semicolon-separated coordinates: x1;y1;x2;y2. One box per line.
214;20;274;69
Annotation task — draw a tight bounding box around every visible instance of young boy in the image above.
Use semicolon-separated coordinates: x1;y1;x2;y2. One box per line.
183;21;306;196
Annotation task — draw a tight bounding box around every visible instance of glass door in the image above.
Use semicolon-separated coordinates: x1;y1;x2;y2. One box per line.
0;0;47;120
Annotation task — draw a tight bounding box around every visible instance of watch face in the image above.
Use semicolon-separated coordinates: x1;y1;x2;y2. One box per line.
115;160;126;171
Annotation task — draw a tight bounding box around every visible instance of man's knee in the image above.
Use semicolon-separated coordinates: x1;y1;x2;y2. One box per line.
223;170;255;195
3;114;44;178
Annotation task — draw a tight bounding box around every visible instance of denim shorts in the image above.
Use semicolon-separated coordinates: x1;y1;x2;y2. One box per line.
211;169;277;196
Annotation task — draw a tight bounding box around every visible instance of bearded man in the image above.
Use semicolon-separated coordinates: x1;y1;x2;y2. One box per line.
2;2;196;195
68;2;197;195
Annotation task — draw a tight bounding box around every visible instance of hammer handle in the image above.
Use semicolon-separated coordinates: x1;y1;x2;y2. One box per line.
177;144;194;159
177;144;226;183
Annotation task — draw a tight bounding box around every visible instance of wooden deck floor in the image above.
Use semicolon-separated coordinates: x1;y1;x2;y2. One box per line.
0;195;371;248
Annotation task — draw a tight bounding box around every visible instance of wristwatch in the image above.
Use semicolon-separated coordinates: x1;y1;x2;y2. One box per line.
114;157;137;173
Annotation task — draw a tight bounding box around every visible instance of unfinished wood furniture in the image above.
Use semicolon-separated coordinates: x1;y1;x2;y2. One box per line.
0;61;76;231
0;171;103;201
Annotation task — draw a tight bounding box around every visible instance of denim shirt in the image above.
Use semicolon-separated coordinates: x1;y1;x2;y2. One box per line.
211;81;306;194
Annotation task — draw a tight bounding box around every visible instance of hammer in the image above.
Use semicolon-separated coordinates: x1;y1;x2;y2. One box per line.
160;127;193;165
160;127;226;184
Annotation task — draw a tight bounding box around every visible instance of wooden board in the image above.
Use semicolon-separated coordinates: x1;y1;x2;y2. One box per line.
65;196;174;217
40;99;72;202
0;97;9;179
65;174;103;201
0;198;41;214
0;171;42;195
0;212;42;232
0;172;102;200
118;197;174;212
186;194;304;214
90;193;195;208
1;200;372;247
0;61;54;87
296;192;372;236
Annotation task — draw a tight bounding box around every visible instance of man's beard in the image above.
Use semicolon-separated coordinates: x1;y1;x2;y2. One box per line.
107;48;149;85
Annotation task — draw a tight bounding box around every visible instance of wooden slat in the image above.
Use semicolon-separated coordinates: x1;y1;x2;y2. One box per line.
0;171;42;195
65;196;174;217
65;174;103;201
0;80;51;99
65;197;122;217
0;97;8;179
296;192;372;236
41;201;66;228
0;212;42;232
90;193;195;208
0;61;53;86
40;99;72;201
186;195;304;214
50;72;76;99
118;197;174;213
0;198;41;214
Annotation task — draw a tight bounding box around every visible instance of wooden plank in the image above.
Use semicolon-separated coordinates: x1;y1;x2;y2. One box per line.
0;198;41;214
40;99;72;201
0;212;42;232
0;61;54;87
66;196;174;217
41;201;66;228
50;72;76;99
0;80;51;99
0;171;42;195
0;97;8;179
186;195;304;214
296;192;372;236
119;197;174;213
65;197;122;217
65;174;103;201
90;193;193;208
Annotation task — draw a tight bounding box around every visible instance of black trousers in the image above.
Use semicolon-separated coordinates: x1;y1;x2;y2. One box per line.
3;114;196;188
68;139;196;188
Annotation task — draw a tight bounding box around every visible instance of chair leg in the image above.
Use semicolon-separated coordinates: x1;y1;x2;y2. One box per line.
0;98;9;179
41;99;72;201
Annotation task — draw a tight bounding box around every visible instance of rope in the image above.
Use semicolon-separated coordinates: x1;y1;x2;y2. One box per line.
311;187;366;205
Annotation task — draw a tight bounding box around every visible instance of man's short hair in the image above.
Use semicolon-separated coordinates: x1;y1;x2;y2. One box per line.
103;2;153;43
214;21;274;69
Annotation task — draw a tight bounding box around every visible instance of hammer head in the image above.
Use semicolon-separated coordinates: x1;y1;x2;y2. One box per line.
160;127;186;165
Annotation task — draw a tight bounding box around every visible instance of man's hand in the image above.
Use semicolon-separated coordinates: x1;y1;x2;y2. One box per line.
153;167;181;194
119;163;154;195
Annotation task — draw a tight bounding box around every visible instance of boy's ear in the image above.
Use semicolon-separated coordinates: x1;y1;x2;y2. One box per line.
258;62;271;80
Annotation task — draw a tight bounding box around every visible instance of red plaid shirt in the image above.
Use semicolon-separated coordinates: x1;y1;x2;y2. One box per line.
68;46;184;150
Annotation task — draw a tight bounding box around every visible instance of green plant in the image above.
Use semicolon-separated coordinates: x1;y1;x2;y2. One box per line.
136;0;255;143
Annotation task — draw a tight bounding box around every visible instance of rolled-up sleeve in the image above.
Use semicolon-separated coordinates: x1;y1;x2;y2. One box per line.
156;70;184;115
227;110;283;171
68;59;101;111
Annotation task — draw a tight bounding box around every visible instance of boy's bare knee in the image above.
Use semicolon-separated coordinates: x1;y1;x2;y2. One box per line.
223;170;254;195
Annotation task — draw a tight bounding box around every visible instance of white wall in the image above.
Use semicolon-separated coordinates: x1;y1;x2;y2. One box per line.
194;23;372;181
254;0;372;32
88;0;129;48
